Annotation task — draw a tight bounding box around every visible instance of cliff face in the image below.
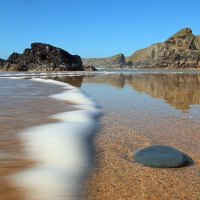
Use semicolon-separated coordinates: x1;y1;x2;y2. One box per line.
0;58;6;68
1;28;200;70
195;35;200;51
83;28;200;69
1;43;85;71
82;53;128;68
126;28;200;69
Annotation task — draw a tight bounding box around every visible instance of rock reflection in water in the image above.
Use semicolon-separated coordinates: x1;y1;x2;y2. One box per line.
83;74;126;88
49;76;83;87
51;73;200;112
126;73;200;112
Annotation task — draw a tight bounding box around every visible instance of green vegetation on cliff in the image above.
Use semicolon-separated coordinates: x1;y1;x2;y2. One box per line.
82;53;127;68
125;47;148;64
126;27;200;69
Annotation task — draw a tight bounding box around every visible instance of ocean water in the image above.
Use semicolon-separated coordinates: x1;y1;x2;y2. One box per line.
0;75;102;200
1;69;200;199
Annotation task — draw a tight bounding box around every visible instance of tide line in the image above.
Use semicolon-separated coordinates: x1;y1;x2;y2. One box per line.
9;78;102;200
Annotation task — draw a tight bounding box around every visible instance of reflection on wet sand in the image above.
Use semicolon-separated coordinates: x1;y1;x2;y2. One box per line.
42;72;200;199
48;76;83;87
52;73;200;112
83;74;126;88
126;73;200;112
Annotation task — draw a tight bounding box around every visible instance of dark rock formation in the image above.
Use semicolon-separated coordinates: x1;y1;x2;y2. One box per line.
82;53;129;68
133;145;191;168
83;65;97;71
126;28;200;69
0;58;6;69
2;43;85;71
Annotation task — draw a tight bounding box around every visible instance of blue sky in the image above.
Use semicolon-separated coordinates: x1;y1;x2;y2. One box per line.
1;0;200;59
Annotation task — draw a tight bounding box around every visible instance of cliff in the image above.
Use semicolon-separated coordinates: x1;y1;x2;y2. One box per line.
82;53;128;68
1;43;96;71
1;28;200;70
0;58;6;68
126;28;200;69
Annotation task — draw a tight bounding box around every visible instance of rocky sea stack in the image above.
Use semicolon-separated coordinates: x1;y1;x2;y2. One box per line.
1;43;96;72
126;28;200;69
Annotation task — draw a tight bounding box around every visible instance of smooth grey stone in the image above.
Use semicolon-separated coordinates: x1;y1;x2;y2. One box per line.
133;145;190;168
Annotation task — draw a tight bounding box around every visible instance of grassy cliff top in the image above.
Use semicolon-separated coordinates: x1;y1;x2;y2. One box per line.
165;27;195;42
82;53;125;66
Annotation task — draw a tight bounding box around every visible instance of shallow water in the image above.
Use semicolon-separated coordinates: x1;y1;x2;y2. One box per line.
1;69;200;199
51;71;200;119
46;71;200;157
77;70;200;199
51;71;200;159
79;73;200;146
0;77;102;200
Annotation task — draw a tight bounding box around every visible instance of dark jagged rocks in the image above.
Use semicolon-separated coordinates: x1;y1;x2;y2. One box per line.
1;28;200;70
133;145;191;168
0;58;6;68
1;43;97;72
126;28;200;69
83;65;97;71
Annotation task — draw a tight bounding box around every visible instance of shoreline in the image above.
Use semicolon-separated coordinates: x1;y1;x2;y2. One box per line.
0;78;74;200
81;82;200;199
78;77;200;199
1;72;200;199
0;77;101;200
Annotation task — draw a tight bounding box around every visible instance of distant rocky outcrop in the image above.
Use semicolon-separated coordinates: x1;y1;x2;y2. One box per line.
0;58;6;68
126;28;200;69
82;53;129;68
1;28;200;70
83;65;97;71
82;28;200;69
1;43;97;71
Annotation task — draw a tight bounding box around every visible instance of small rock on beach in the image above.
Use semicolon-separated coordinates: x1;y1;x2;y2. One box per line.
133;145;191;168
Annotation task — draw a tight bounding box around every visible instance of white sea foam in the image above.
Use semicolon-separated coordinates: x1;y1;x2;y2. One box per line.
9;78;102;200
0;70;106;79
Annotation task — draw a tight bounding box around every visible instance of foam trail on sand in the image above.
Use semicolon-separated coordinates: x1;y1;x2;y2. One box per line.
9;78;102;200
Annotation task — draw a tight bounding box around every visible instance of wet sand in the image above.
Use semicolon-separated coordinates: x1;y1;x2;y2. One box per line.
83;113;200;199
0;78;74;200
82;83;200;200
1;74;200;199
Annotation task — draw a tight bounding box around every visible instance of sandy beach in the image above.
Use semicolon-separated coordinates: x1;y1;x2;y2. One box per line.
81;76;200;200
0;72;200;199
83;110;200;199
